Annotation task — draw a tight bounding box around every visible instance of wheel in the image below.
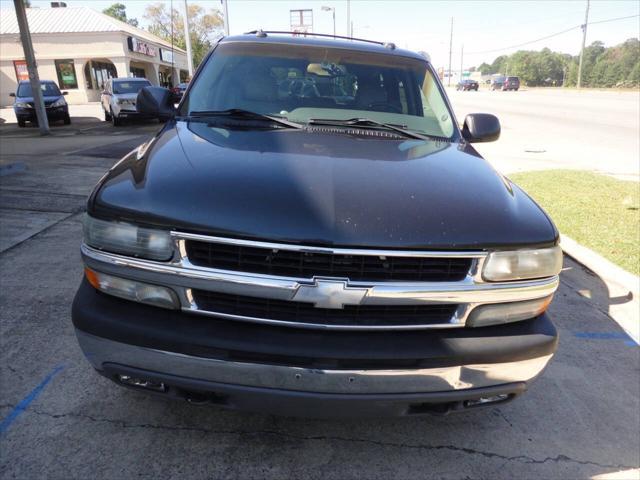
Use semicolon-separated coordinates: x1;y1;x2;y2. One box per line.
17;118;26;127
111;109;121;127
63;114;71;125
104;109;111;121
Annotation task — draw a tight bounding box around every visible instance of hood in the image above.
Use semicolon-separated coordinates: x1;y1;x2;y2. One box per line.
89;121;558;250
15;95;63;106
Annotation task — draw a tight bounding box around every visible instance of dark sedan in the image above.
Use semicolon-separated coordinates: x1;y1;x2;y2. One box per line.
10;80;70;127
456;79;479;91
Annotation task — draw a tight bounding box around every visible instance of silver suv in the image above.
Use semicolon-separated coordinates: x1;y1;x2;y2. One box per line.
101;78;152;126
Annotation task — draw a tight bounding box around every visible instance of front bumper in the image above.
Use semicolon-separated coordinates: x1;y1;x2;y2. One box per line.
15;106;68;121
72;280;558;416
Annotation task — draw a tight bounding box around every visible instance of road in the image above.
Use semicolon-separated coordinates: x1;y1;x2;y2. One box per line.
0;121;638;479
447;88;640;181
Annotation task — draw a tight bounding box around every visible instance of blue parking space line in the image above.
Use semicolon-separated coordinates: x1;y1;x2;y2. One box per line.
574;332;638;346
0;365;65;436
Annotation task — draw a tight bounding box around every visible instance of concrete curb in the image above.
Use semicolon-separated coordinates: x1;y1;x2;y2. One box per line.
560;234;639;344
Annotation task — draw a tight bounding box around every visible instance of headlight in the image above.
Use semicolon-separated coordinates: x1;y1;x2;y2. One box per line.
83;215;173;261
15;102;31;108
85;268;179;309
482;246;562;282
467;295;553;327
51;97;66;107
117;98;133;105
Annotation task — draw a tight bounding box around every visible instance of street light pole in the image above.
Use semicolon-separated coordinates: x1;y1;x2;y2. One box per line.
346;0;350;38
460;44;464;82
221;0;230;36
321;6;335;37
577;0;590;89
183;0;194;77
448;17;453;87
14;0;49;135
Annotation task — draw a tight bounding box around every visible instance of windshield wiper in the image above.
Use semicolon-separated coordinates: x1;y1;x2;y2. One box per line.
187;108;303;129
307;117;436;141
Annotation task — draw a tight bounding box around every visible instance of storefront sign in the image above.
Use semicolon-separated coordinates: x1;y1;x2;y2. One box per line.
160;49;174;63
128;37;157;57
13;60;28;81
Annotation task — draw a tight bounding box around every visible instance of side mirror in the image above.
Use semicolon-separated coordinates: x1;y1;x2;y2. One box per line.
62;91;68;96
462;113;500;143
136;86;175;118
9;93;15;97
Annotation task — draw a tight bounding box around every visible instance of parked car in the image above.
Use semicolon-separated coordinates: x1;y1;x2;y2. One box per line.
170;82;189;100
503;76;521;91
10;80;70;127
456;79;479;91
73;32;561;418
490;76;506;90
101;78;153;126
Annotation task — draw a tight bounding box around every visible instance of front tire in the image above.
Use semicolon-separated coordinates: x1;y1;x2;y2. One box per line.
111;109;121;127
17;118;26;127
63;114;71;125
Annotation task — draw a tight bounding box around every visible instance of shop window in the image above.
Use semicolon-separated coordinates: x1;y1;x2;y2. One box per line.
158;70;173;88
84;60;117;90
55;59;78;89
130;67;146;78
180;70;189;83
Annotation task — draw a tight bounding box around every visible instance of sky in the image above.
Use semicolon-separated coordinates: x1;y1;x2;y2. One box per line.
2;0;639;69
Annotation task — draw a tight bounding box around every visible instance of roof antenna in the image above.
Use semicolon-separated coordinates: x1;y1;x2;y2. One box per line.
256;29;267;38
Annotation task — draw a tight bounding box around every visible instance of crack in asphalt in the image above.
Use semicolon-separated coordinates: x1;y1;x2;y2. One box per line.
10;406;634;470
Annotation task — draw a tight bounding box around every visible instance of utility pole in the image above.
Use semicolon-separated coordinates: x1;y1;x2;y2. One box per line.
346;0;351;38
221;0;230;36
577;0;590;89
448;17;453;86
460;44;464;81
14;0;49;135
183;0;194;77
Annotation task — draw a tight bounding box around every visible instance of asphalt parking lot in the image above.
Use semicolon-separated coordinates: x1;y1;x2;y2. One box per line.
0;110;639;479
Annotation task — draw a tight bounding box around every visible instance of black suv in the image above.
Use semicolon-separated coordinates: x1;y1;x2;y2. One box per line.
73;33;560;417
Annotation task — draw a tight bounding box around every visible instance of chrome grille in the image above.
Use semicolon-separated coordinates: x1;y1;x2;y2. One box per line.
185;240;472;282
191;289;458;328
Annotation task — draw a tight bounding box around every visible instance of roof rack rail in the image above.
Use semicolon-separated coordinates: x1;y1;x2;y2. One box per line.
243;30;394;48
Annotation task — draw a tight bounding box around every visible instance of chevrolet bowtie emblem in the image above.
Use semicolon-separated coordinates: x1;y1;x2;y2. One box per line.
291;278;369;309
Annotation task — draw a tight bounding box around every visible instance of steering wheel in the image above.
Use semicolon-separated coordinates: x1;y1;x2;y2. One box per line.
366;102;402;114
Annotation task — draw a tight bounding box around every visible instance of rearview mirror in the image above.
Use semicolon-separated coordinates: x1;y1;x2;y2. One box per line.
462;113;500;143
9;93;15;97
137;86;175;119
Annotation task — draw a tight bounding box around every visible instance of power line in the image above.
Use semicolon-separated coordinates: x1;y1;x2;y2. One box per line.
588;13;640;26
466;13;639;55
467;25;580;54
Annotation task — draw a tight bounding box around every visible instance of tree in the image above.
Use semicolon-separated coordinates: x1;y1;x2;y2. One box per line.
103;3;139;27
144;3;223;68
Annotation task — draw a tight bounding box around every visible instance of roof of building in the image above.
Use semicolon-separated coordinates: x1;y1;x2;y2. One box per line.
0;6;186;53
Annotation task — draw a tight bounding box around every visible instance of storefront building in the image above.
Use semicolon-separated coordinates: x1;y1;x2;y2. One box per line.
0;5;188;106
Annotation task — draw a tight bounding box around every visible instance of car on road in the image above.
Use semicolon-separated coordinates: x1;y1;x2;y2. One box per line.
101;78;153;126
10;80;70;127
170;82;189;101
490;76;505;90
503;76;520;91
456;79;479;91
73;32;561;417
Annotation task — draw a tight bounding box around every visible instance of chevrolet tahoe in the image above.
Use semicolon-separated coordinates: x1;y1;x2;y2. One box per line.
72;32;561;417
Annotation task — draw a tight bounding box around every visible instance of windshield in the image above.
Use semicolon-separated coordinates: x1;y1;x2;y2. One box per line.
182;42;455;138
17;82;61;97
113;80;151;94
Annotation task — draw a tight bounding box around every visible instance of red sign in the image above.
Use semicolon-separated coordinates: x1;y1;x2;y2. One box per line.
14;60;28;81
